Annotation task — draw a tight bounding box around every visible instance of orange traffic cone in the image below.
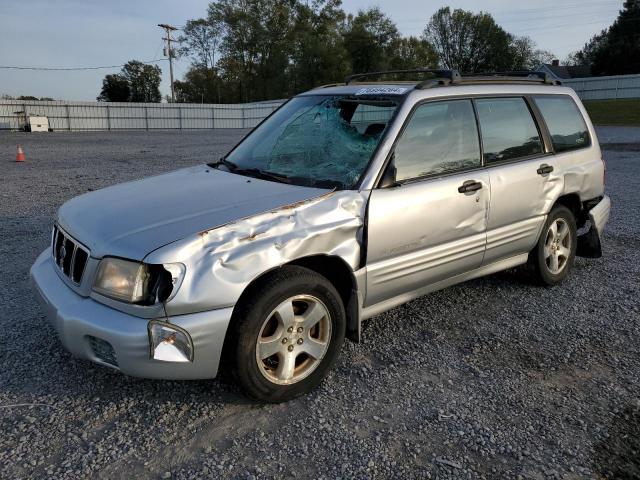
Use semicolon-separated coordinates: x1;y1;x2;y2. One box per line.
16;145;25;162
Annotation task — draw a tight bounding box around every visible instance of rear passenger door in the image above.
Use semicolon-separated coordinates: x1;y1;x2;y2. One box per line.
475;97;557;265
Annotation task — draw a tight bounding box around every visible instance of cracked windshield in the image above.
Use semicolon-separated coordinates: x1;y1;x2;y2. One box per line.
224;95;399;188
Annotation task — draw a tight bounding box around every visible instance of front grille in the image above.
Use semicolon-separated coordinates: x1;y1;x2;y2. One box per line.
52;225;89;284
87;336;119;368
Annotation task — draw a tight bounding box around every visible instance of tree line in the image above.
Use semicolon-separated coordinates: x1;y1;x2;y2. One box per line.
96;1;640;103
566;0;639;75
172;3;554;104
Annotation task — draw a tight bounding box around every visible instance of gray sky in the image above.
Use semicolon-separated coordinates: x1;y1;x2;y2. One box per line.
0;0;622;101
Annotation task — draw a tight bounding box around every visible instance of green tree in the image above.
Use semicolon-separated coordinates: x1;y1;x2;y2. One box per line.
288;0;350;93
565;32;606;67
509;36;555;70
174;66;222;103
423;7;513;73
567;1;640;74
97;62;161;102
209;0;295;102
592;0;640;75
178;18;221;69
121;61;162;102
176;18;223;103
97;74;130;102
388;36;438;71
342;8;400;74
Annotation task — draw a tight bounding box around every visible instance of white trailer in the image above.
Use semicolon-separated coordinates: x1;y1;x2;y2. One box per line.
27;116;50;132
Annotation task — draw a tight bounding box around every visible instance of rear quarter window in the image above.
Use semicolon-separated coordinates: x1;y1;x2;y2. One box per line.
534;96;591;153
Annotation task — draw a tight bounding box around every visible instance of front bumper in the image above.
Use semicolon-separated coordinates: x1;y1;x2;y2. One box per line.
577;195;611;258
30;250;233;380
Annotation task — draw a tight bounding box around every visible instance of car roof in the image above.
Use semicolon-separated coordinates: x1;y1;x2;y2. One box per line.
298;81;574;96
295;69;573;99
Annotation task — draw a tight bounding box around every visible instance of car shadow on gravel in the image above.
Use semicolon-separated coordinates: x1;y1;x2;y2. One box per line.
593;403;640;479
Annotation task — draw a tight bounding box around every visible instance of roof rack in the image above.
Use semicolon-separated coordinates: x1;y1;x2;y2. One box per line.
459;71;561;85
334;69;560;91
345;69;461;85
313;83;344;90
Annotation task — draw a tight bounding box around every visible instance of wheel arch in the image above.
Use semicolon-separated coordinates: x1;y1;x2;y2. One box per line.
227;255;362;347
553;192;586;228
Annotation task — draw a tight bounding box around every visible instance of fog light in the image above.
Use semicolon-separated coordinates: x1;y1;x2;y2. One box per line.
148;321;194;363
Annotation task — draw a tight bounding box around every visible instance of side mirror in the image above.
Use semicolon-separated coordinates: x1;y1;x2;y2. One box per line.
378;154;398;188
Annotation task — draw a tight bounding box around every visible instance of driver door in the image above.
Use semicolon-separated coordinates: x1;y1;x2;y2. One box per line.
365;99;489;307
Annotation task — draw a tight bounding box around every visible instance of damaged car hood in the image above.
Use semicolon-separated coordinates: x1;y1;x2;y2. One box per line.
57;165;330;260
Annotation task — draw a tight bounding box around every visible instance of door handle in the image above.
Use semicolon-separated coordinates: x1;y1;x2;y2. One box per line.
458;180;483;194
537;164;554;175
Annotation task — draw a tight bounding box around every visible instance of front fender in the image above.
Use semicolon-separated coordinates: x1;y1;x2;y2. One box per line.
145;190;368;316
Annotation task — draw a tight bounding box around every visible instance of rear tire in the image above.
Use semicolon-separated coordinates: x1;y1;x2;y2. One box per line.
228;266;345;403
529;205;577;286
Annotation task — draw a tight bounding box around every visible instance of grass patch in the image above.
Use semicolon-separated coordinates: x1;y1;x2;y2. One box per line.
583;99;640;126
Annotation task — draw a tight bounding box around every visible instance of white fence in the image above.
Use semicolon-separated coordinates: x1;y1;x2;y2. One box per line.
563;74;640;100
1;74;638;131
0;100;284;131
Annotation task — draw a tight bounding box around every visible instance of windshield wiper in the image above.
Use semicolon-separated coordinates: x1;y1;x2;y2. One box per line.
207;157;238;171
207;159;290;184
233;168;292;184
310;178;345;189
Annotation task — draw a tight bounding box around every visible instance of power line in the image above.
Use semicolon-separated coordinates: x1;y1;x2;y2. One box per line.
399;0;621;24
0;59;168;71
495;0;621;17
403;10;618;26
497;9;620;25
152;38;165;62
516;16;640;34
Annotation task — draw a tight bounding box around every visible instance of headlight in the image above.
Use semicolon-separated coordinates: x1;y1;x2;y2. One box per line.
93;258;146;303
93;257;185;304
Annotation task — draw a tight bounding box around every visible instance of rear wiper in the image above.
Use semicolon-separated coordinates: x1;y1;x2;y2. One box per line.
207;158;238;171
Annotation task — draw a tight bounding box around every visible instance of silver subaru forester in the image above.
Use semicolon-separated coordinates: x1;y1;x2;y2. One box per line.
31;70;611;402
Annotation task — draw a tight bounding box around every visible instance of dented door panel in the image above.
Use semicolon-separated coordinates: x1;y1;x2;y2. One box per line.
555;148;605;203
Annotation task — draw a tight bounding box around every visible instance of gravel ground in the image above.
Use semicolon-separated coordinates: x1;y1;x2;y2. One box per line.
0;129;639;480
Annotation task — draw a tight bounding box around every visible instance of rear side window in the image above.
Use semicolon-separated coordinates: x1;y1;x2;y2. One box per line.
534;96;590;152
475;97;544;163
394;99;481;181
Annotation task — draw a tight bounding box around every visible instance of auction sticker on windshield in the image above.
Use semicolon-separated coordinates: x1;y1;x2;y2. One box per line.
355;87;408;95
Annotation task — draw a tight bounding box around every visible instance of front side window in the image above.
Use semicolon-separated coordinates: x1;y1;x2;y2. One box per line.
394;99;481;181
475;97;544;163
224;95;399;189
534;96;590;152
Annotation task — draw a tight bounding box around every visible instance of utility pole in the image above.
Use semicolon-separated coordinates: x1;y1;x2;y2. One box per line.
158;23;178;102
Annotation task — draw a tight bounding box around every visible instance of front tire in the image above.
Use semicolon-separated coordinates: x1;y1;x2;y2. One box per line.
228;266;346;403
529;205;577;286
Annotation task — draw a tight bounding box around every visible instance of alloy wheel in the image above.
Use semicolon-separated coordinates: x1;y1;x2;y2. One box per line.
544;218;572;274
255;295;332;385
